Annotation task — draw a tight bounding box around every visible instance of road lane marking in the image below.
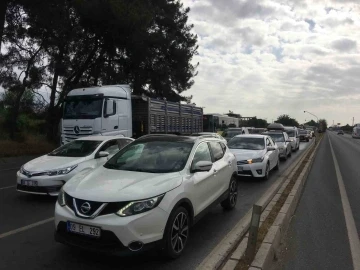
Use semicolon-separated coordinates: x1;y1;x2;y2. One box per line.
0;217;54;239
328;136;360;270
0;185;16;190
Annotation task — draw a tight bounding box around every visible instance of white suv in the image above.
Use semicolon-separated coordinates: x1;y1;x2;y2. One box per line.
55;134;238;258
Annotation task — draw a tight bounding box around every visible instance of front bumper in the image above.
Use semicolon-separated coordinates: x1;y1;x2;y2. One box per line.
54;202;169;253
236;162;266;178
278;148;287;157
16;171;72;196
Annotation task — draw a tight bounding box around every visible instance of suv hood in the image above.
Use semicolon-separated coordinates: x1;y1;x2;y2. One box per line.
64;166;183;202
23;155;87;172
229;149;266;161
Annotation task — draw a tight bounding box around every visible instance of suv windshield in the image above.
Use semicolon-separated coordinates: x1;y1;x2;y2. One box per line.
299;130;307;134
267;133;285;142
286;130;295;137
223;130;242;138
48;140;101;157
63;98;103;119
228;137;265;150
104;140;194;173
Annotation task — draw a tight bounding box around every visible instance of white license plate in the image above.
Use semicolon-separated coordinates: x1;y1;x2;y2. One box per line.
21;180;38;186
67;221;101;238
237;166;243;172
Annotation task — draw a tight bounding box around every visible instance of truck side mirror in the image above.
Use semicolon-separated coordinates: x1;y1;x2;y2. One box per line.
104;100;115;117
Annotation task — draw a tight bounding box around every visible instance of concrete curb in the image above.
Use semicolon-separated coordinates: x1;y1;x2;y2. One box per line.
249;136;322;270
197;140;316;270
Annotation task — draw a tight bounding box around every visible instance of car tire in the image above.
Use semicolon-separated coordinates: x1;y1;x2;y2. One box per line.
162;207;190;259
306;139;309;142
282;152;287;161
274;157;280;170
288;149;292;157
262;163;270;180
221;176;238;210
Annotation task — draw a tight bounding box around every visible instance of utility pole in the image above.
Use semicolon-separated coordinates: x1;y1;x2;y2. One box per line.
352;117;354;126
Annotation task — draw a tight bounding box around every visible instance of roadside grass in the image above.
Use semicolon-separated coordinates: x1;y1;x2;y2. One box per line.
0;134;56;158
235;135;323;270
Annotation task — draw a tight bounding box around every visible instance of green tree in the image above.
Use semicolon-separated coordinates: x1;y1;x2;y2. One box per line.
319;119;327;132
304;119;317;127
276;114;299;127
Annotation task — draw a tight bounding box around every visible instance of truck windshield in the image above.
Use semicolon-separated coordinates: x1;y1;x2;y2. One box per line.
63;98;103;119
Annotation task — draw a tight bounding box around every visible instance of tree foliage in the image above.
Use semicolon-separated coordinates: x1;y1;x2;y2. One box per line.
276;114;299;127
1;0;199;140
319;119;327;131
243;117;268;128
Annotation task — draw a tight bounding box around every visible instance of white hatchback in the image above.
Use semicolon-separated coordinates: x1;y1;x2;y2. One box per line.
228;135;280;180
54;134;237;258
17;136;133;196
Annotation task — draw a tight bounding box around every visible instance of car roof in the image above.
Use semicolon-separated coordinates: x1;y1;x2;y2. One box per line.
262;130;285;134
233;134;267;139
75;135;134;141
137;134;196;143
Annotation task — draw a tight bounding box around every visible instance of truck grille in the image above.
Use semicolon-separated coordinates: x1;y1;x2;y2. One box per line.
63;126;93;142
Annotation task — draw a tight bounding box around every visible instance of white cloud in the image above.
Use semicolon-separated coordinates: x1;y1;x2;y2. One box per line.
182;0;360;125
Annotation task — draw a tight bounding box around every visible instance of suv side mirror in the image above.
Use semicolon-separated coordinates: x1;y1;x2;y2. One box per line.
104;100;115;117
286;139;292;143
97;151;109;158
267;146;276;151
191;161;213;173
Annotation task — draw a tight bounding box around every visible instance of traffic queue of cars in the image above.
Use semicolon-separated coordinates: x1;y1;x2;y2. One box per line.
15;124;311;259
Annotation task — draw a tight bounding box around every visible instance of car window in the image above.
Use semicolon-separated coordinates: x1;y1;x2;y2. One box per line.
220;142;227;153
209;142;225;161
192;142;212;168
228;137;265;150
48;140;102;157
266;138;272;146
117;139;133;150
105;141;193;173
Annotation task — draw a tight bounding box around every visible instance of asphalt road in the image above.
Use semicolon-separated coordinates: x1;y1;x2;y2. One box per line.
273;132;360;270
0;141;311;270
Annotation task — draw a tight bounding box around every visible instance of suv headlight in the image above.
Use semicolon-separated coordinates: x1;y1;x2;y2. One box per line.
247;157;264;164
116;194;165;217
47;165;78;176
57;187;66;207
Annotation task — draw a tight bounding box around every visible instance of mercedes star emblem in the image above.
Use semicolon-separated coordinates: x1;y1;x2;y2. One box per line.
80;202;91;214
74;126;80;134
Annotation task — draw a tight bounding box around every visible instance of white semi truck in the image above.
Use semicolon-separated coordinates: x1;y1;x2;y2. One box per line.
60;85;203;144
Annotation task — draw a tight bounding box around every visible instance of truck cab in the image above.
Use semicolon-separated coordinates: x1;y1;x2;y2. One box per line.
61;85;132;145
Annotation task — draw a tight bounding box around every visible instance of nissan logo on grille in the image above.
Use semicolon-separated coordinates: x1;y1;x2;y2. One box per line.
80;202;91;214
74;126;80;134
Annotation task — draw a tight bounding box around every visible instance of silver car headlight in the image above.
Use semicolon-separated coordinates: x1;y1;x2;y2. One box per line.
116;194;165;217
47;165;78;176
57;187;66;207
247;157;264;164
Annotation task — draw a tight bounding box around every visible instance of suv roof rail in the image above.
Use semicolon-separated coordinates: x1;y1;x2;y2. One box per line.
138;134;178;139
197;134;218;139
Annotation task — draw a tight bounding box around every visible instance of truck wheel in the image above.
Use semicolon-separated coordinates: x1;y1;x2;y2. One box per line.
221;176;238;210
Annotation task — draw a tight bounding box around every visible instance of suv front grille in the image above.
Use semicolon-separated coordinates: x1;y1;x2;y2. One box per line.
65;193;129;217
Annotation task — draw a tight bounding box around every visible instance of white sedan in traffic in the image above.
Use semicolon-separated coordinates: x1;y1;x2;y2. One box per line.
228;134;280;180
17;136;134;196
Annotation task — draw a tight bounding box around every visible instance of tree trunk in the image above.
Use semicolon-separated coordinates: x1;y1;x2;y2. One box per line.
9;86;25;139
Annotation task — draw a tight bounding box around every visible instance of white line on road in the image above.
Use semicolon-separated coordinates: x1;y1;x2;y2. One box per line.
0;217;54;239
328;135;360;270
0;185;16;190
